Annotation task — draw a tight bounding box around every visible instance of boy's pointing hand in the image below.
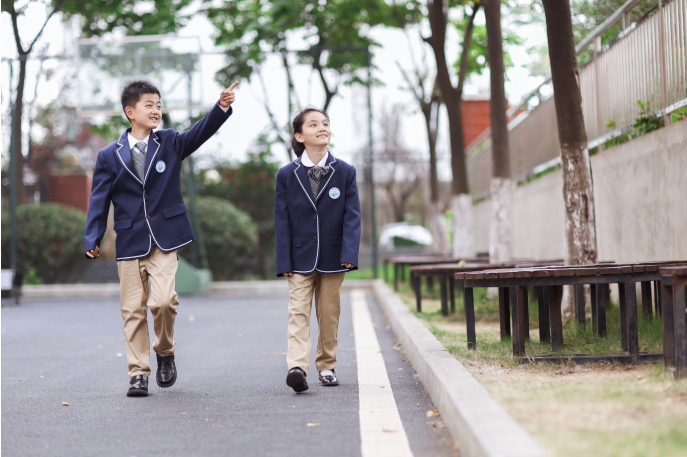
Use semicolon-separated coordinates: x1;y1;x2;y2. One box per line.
219;81;240;108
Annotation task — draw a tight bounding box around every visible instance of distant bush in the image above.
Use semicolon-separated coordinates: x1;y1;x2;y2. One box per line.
179;196;258;280
1;203;88;284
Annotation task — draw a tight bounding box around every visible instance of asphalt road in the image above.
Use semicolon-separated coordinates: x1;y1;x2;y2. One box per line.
2;286;458;457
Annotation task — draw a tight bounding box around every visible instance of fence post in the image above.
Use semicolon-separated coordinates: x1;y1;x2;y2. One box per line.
658;0;670;125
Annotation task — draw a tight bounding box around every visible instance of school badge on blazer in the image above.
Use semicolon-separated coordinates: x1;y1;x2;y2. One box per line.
329;187;340;199
155;161;166;173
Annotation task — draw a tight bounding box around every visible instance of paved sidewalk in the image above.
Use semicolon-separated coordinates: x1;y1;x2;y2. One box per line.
1;288;457;456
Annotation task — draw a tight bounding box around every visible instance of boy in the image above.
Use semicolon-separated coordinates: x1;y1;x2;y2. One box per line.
84;80;239;397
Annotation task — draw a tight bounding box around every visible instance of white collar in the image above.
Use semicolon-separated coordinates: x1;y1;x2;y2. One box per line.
127;132;151;150
301;150;328;167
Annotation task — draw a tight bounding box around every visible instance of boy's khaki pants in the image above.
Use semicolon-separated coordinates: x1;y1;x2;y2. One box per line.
287;272;345;375
117;246;179;378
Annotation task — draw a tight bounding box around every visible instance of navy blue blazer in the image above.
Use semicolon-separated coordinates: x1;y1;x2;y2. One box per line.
84;103;232;260
274;152;361;277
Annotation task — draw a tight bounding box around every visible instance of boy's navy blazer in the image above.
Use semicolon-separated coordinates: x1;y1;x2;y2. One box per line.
84;104;232;260
274;152;361;277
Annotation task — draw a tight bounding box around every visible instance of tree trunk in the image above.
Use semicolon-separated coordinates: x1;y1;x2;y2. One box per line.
484;0;512;263
423;93;449;254
12;56;27;205
542;0;598;317
427;0;480;258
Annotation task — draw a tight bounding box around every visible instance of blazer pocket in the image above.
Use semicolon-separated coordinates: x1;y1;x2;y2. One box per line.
292;237;303;248
114;218;132;230
162;202;188;218
329;234;343;246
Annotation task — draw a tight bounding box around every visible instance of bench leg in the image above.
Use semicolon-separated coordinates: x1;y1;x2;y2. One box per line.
465;287;476;350
626;281;639;359
655;280;662;316
510;286;527;356
674;276;687;379
414;274;422;313
440;276;449;317
523;287;530;340
394;264;399;291
619;282;628;351
449;278;456;314
662;280;676;371
383;260;388;283
499;287;511;340
641;281;653;317
549;285;564;352
574;284;585;328
591;284;598;333
596;283;607;337
401;264;406;282
537;286;550;343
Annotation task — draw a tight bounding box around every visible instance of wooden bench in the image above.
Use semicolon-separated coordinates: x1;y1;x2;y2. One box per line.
457;261;687;364
383;255;485;291
658;266;687;379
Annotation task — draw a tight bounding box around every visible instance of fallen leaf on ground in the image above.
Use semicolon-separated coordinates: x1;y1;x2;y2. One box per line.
386;325;391;330
401;351;407;354
238;334;243;338
307;423;320;427
18;378;22;381
116;353;123;357
426;409;439;418
262;352;287;355
61;402;69;406
78;362;83;365
373;323;379;328
382;429;396;433
416;403;420;407
399;376;403;378
371;410;383;413
189;316;195;322
380;386;385;388
432;421;445;428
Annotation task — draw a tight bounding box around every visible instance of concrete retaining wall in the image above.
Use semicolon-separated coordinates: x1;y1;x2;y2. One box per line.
473;118;687;262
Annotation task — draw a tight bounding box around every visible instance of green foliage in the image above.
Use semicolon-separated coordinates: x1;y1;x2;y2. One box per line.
202;0;421;91
1;203;88;284
179;196;259;280
89;115;130;142
602;100;666;150
197;135;280;278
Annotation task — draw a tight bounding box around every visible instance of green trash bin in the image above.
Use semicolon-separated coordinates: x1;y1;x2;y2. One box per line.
175;256;212;296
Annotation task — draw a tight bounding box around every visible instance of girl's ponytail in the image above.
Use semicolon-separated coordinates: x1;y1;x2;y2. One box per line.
291;106;330;158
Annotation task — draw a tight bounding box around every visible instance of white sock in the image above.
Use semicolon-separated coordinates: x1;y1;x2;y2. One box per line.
320;369;334;377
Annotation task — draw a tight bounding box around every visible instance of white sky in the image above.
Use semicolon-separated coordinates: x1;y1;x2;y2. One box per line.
1;1;548;178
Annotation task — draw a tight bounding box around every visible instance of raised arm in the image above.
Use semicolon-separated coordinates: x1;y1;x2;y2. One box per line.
84;151;113;258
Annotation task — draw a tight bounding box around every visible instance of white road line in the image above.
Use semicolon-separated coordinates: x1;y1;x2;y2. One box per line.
351;289;413;457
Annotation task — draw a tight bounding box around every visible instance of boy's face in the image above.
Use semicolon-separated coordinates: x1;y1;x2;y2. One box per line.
295;112;330;148
125;93;161;130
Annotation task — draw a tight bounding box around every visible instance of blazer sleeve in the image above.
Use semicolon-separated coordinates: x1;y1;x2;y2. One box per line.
274;167;292;277
84;150;113;257
340;166;361;267
173;103;233;160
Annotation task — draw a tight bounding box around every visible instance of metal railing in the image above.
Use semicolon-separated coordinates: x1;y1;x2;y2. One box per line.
467;0;687;199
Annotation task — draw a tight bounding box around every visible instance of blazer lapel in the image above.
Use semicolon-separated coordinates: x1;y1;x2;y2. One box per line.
315;152;337;203
143;130;161;185
293;157;317;210
115;129;142;185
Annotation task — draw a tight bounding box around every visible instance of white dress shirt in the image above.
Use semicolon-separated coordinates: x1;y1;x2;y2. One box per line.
301;150;329;167
128;132;150;151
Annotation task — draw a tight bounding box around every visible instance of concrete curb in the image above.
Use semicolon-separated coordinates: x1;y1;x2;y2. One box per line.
370;279;549;457
13;279;379;300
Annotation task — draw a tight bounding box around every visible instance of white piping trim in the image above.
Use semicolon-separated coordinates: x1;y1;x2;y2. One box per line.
142;132;161;185
116;235;152;260
115;134;143;185
315;155;338;202
293;159;318;211
291;160;321;273
143;193;194;252
317;268;350;273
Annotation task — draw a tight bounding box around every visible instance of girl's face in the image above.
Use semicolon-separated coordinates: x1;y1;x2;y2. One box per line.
295;111;330;149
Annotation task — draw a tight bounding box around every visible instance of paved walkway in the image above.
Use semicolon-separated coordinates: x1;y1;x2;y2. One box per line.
1;287;458;456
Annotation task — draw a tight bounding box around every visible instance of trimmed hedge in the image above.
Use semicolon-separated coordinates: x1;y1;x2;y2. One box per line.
179;196;258;280
1;203;88;284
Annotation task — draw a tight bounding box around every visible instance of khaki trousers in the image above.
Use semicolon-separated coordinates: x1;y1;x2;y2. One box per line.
117;246;179;378
287;272;345;375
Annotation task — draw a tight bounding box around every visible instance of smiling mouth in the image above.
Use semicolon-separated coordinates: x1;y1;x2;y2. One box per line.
317;134;328;138
150;117;159;122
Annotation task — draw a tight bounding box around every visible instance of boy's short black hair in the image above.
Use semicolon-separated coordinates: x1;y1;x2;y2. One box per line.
121;80;161;123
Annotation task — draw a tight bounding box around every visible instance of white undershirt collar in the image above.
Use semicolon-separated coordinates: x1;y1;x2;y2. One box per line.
301;150;328;167
127;132;151;151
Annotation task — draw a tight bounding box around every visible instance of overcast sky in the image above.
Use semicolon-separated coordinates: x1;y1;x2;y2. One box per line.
1;1;548;178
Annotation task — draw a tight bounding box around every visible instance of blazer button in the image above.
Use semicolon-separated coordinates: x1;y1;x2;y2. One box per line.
144;194;149;199
312;214;317;220
312;235;317;240
146;214;151;220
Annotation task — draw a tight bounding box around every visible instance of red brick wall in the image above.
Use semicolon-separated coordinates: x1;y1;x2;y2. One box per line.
48;173;92;213
462;99;491;148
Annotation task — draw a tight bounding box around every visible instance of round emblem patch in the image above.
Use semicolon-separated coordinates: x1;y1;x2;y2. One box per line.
155;161;166;173
329;187;341;199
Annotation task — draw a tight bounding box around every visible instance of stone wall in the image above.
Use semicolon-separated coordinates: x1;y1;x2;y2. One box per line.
473;118;687;262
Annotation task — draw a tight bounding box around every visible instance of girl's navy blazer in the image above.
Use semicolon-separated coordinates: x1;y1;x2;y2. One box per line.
274;152;361;277
84;104;232;260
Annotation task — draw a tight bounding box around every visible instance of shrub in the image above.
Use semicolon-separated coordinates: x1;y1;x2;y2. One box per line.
1;203;88;284
179;196;258;280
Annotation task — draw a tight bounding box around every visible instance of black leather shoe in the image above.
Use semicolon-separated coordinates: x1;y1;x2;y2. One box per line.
156;353;177;388
319;369;339;386
286;367;309;393
127;375;149;397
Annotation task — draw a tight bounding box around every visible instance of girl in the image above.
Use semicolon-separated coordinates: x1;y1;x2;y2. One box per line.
274;107;361;393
